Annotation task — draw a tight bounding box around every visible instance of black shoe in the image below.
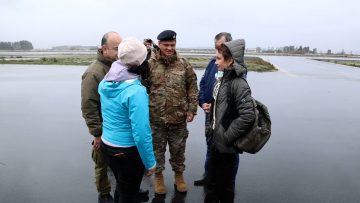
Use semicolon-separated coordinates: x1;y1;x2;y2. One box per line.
136;188;149;202
138;188;149;197
194;176;207;186
98;194;114;203
152;194;166;203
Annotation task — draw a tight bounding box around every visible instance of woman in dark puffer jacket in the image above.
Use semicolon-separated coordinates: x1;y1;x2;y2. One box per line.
204;39;255;203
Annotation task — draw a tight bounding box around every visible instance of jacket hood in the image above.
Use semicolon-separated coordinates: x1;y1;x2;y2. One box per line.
232;63;247;77
223;39;247;78
99;78;141;99
224;39;245;64
223;63;247;79
103;61;139;82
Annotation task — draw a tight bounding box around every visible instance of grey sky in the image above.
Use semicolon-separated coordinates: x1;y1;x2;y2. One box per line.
1;0;359;54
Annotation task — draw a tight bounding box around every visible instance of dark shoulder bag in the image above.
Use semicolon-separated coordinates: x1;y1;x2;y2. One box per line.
229;79;272;154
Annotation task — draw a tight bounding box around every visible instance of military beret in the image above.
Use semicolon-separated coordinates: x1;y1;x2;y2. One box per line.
157;30;177;41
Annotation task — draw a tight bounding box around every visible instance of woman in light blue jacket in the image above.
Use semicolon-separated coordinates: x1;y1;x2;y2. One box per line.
99;38;156;203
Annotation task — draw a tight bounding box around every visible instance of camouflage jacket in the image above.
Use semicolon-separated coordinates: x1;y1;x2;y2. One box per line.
148;50;198;124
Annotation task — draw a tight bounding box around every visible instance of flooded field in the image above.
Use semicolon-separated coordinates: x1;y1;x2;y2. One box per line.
0;56;359;202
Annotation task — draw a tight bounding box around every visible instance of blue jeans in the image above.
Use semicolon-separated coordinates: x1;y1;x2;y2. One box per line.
204;113;239;188
101;142;145;203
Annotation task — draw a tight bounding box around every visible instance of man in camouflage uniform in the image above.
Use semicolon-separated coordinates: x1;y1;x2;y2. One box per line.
147;30;198;194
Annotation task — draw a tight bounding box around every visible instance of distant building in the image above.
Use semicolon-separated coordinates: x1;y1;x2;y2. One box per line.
246;48;257;53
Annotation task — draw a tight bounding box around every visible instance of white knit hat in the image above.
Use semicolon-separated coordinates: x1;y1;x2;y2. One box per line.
118;37;147;67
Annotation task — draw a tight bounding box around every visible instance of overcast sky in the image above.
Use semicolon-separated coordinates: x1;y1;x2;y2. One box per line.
1;0;359;53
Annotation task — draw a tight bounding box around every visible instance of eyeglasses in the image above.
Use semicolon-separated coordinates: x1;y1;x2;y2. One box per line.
111;46;118;51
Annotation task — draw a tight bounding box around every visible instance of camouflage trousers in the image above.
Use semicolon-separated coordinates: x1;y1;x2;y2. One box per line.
92;147;111;195
151;122;189;173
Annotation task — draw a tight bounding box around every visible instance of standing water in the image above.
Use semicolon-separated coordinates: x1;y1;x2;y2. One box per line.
0;56;359;202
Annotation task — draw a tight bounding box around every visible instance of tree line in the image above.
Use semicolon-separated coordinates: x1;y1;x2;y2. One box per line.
0;40;34;50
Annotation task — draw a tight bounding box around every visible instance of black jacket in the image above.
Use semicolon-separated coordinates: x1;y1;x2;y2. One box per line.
209;39;255;153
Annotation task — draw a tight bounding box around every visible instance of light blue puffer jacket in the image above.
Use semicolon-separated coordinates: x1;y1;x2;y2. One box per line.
98;62;156;170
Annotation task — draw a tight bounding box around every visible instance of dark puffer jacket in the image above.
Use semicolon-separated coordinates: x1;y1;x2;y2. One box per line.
209;39;256;153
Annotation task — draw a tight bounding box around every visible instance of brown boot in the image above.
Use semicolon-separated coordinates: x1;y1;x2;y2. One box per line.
154;172;166;194
174;172;187;192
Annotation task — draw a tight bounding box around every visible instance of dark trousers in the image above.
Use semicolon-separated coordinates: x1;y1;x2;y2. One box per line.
101;142;145;203
204;143;239;188
204;113;239;188
204;149;238;203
